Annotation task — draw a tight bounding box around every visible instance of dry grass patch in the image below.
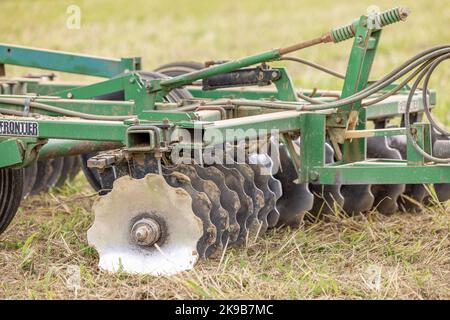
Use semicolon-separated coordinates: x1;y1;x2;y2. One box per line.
0;176;448;299
0;0;449;300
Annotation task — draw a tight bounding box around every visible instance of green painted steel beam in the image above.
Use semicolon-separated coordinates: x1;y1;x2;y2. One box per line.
36;119;128;142
0;95;196;121
340;19;381;163
0;139;24;167
273;68;298;102
299;113;326;182
23;81;79;96
0;95;135;116
345;127;405;138
53;73;162;114
0;117;128;142
316;162;450;184
200;111;303;145
54;73;141;99
0;43;141;78
365;91;436;120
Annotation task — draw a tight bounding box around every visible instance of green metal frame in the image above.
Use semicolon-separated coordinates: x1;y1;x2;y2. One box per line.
0;43;141;77
0;7;448;187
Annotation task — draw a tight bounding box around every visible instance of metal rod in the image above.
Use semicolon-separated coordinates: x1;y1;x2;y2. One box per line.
160;34;333;90
278;34;332;55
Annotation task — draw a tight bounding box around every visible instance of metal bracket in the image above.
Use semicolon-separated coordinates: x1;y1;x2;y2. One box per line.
23;96;35;117
87;153;121;170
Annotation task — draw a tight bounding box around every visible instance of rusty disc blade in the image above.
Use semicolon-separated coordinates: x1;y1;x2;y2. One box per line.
274;144;313;227
196;165;241;246
22;162;37;199
309;143;344;217
30;160;53;195
87;174;203;275
165;164;227;257
163;172;216;259
224;159;264;242
367;136;405;214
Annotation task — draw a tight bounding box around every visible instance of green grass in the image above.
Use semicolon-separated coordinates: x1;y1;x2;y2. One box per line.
0;0;449;299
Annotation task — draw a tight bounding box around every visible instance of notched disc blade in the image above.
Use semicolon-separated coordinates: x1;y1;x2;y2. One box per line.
22;162;37;199
434;184;450;202
163;171;216;259
69;156;82;181
55;157;75;188
309;184;344;216
246;161;275;234
87;174;203;275
367;136;405;214
224;160;263;242
398;184;429;212
45;158;64;189
274;145;313;227
388;135;427;212
213;164;252;244
248;153;282;229
195;165;240;246
30;160;53;195
431;136;450;203
341;185;375;215
165;164;224;257
195;166;242;246
80;153;102;191
309;143;344;217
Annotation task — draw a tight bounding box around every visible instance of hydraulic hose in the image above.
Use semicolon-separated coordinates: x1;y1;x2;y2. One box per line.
0;97;136;121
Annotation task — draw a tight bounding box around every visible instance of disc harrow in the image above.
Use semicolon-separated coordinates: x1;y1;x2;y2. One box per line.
22;156;81;198
0;7;449;276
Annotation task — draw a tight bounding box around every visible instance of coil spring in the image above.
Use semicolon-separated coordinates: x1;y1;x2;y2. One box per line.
331;24;356;43
330;7;407;43
378;7;402;27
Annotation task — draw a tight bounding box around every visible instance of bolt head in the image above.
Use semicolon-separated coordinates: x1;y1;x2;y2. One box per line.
135;226;149;241
131;218;161;246
67;92;73;99
310;171;319;181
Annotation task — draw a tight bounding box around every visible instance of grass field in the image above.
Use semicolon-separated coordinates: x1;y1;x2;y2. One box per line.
0;0;449;299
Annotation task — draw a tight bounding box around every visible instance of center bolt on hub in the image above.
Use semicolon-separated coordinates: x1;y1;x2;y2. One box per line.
131;218;161;246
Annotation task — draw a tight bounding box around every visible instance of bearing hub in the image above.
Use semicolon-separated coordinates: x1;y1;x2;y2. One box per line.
131;218;161;246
